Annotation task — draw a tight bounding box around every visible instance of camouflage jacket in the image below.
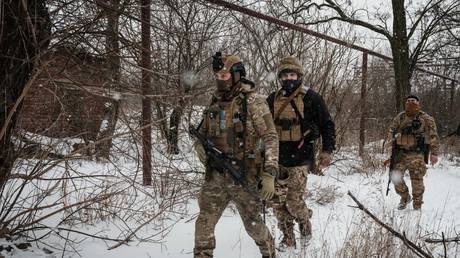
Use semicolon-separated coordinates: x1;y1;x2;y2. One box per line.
386;110;440;156
266;85;336;167
199;82;279;172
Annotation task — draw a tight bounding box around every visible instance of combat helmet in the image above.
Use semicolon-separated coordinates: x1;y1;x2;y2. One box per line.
212;52;246;85
277;56;304;77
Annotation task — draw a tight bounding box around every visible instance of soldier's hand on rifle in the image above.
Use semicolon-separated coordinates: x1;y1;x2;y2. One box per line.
383;158;391;167
430;154;438;166
259;169;276;200
194;143;207;165
383;144;393;167
317;152;331;171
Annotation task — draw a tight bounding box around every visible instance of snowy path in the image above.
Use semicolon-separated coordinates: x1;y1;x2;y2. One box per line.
82;157;459;258
4;157;459;258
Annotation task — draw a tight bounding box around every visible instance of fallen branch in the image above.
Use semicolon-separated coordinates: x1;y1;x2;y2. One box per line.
347;191;433;258
442;232;447;258
425;236;460;243
18;226;126;243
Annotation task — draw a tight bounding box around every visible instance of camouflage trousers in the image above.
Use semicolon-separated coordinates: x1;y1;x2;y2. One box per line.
391;152;427;206
272;165;311;240
194;170;275;258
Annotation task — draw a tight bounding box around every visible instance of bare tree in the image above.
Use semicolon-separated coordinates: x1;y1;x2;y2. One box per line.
95;0;122;159
298;0;459;111
0;1;51;190
149;0;226;154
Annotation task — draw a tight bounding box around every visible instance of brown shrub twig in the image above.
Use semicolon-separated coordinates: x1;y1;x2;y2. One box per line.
107;200;172;250
347;191;433;258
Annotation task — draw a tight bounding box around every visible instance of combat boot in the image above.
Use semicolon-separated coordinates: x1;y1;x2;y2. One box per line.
262;253;276;258
413;201;422;210
279;233;296;249
299;219;312;239
397;194;412;210
308;208;313;219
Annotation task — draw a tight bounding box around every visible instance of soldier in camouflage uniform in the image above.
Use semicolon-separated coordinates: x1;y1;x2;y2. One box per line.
193;53;279;258
385;95;440;210
266;56;336;248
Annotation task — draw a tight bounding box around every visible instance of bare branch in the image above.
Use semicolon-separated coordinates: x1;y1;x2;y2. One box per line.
347;191;434;258
322;0;392;39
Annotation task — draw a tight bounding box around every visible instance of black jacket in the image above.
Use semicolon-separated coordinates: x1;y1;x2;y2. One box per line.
267;87;336;167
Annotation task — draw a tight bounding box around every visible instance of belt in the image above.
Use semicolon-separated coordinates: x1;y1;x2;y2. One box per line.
399;148;423;154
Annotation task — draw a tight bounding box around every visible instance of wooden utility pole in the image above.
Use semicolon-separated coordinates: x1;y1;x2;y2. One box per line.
140;0;152;185
359;52;368;157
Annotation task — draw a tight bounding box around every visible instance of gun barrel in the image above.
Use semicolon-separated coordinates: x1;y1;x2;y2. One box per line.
190;126;260;201
386;129;398;197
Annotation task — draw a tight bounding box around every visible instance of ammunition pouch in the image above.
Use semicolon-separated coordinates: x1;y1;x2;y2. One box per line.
401;118;422;134
397;133;426;153
397;114;426;153
303;123;320;142
275;118;299;130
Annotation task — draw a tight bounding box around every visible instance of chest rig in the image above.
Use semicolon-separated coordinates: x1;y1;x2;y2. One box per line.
396;112;428;152
273;88;305;142
204;94;257;160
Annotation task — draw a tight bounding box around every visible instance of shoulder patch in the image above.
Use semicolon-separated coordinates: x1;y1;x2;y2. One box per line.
246;92;258;104
247;94;256;103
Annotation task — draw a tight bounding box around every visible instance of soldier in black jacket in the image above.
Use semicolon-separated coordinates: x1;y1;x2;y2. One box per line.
267;56;335;248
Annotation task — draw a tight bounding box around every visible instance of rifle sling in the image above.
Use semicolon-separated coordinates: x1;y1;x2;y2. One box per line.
241;93;248;177
290;99;304;121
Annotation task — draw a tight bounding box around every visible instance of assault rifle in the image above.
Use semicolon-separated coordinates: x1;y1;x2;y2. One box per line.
189;126;260;201
386;129;399;196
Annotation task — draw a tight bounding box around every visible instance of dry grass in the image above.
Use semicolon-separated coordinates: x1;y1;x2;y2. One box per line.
336;215;414;258
334;209;460;258
306;184;343;205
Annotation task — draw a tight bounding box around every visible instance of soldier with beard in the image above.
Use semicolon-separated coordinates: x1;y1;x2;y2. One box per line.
193;52;279;258
266;56;336;248
385;95;440;210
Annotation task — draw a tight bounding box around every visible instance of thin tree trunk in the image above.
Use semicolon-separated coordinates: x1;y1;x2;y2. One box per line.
140;0;152;185
359;52;368;157
168;109;181;155
96;0;121;160
0;0;50;190
449;81;455;121
166;20;194;155
391;0;411;112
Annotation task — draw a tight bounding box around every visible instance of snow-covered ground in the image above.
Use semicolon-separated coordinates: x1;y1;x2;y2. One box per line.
2;148;459;258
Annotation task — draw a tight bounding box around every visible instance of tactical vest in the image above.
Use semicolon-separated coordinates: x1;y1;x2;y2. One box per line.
396;112;429;152
273;89;305;142
203;94;257;161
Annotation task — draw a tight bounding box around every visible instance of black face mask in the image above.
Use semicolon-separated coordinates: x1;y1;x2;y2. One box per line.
216;79;233;92
281;79;302;94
